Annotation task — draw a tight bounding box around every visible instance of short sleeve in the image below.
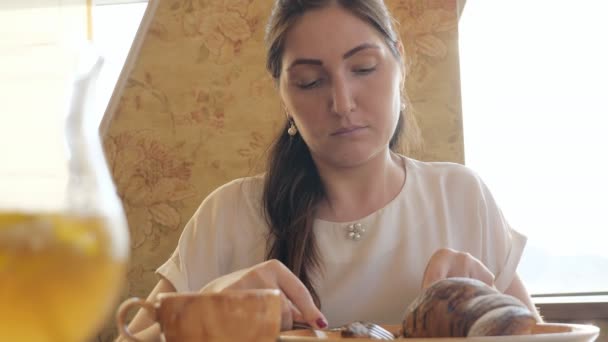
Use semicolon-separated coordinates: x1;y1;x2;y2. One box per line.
156;248;190;292
155;185;232;293
476;177;527;292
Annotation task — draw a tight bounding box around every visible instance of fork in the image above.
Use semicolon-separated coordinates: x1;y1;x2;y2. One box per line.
292;321;395;340
365;323;396;340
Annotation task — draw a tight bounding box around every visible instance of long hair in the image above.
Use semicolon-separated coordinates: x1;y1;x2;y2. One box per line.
262;0;421;308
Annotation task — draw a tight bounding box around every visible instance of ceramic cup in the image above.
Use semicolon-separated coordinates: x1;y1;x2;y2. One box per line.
116;289;282;342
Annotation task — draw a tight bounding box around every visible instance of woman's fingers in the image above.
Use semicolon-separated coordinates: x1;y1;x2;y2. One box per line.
421;248;450;289
290;301;304;323
199;259;328;331
267;260;329;329
422;248;495;289
279;289;305;331
278;291;294;331
466;256;495;287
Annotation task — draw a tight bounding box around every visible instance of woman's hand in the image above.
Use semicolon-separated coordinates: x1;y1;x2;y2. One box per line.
421;248;495;290
199;259;328;331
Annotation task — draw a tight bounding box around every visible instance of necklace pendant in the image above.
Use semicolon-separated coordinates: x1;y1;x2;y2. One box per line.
346;223;365;241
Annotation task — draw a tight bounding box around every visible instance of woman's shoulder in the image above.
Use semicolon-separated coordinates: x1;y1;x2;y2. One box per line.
203;173;266;206
184;174;268;240
405;156;479;179
402;156;485;193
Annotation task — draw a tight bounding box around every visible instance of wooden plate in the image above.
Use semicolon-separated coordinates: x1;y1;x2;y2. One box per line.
278;323;599;341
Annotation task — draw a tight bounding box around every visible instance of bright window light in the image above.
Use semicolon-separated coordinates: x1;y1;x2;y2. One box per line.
92;1;147;124
460;1;608;295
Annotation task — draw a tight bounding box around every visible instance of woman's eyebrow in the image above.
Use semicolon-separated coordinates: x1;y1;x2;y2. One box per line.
288;58;323;70
287;43;380;71
343;43;380;59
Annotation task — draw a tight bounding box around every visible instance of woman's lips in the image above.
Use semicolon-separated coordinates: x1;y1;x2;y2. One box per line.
331;126;367;136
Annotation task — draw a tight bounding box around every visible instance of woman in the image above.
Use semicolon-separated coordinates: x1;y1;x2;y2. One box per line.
119;0;539;339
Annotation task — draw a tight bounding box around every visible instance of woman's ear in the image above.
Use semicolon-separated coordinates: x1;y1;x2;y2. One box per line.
280;101;289;119
397;40;405;58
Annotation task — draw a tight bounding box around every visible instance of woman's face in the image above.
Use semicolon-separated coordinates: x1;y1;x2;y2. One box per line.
279;4;403;168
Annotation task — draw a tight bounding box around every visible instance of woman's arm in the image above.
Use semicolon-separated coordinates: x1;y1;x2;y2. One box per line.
422;249;542;321
115;277;176;342
504;273;543;322
116;259;327;340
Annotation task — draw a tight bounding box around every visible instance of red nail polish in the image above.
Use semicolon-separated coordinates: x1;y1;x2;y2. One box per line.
316;318;328;329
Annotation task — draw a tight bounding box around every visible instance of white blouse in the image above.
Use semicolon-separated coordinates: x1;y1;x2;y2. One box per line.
156;156;526;327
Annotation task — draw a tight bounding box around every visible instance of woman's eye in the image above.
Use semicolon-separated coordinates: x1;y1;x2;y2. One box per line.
298;79;322;89
354;66;376;75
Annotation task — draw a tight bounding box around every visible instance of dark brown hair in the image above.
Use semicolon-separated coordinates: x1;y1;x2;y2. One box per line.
262;0;420;308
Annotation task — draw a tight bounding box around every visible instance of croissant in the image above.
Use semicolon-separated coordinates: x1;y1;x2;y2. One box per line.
401;277;538;338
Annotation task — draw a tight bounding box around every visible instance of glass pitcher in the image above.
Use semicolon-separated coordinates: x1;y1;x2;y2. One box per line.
0;45;130;341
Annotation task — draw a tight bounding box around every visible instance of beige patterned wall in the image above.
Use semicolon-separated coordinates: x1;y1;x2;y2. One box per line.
95;0;464;340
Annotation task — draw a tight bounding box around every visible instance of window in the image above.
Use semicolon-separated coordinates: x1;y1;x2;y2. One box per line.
460;1;608;296
0;0;91;205
92;1;148;124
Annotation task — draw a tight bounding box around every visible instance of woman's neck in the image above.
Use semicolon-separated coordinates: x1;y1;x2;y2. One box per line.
314;150;406;222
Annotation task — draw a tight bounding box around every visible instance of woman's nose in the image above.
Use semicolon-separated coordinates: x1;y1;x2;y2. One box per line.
330;76;355;116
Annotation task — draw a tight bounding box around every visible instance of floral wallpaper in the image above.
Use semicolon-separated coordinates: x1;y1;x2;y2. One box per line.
95;0;465;340
388;0;464;162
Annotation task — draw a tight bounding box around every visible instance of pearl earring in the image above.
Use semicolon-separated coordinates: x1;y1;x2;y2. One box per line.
287;121;298;136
